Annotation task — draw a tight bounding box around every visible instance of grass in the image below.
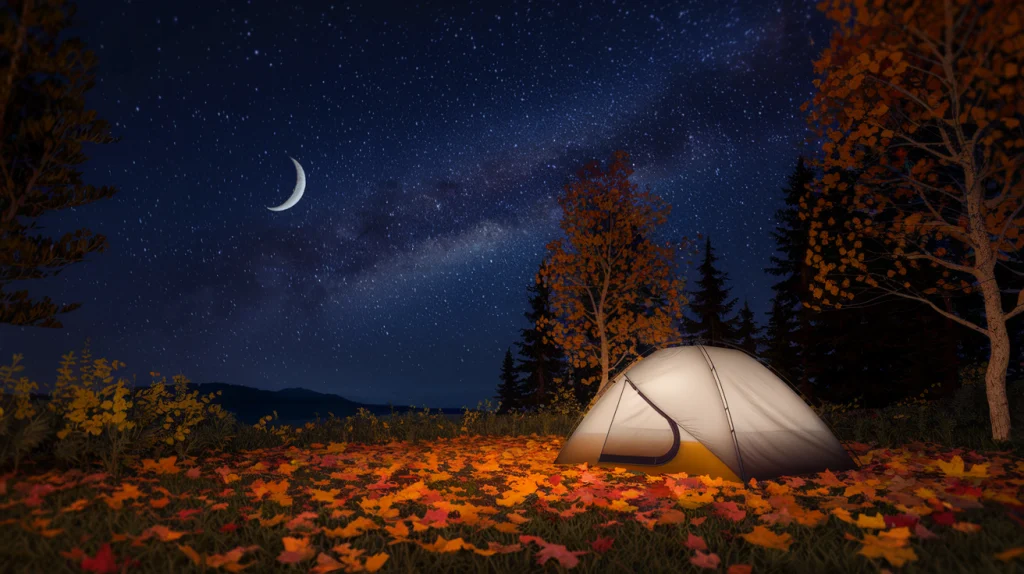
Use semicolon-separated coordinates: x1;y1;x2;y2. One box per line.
3;351;1024;572
1;433;1023;573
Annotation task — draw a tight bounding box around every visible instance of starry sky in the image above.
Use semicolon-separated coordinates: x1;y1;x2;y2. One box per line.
0;0;834;407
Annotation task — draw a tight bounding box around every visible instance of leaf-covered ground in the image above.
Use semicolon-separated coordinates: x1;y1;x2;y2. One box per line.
2;436;1023;573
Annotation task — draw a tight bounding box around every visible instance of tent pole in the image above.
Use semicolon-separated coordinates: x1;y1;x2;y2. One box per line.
708;339;864;470
697;344;748;481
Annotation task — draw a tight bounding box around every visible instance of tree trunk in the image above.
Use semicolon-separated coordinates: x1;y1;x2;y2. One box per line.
981;284;1012;441
598;317;610;394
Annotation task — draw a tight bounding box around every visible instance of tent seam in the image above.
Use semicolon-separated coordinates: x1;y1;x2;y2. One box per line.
697;344;748;481
596;378;628;462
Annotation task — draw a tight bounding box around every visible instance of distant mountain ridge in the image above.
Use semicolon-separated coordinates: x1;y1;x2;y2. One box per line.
189;382;463;425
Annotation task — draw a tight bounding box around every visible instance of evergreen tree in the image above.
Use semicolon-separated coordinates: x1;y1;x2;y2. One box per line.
494;348;524;414
734;300;761;356
764;157;816;395
764;293;800;382
681;237;738;345
1;0;119;327
515;277;565;410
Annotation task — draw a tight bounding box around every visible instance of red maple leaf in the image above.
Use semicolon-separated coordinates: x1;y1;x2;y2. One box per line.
80;544;118;574
591;536;614;553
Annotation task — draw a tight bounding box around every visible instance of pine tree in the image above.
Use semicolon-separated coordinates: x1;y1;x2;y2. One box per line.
495;348;524;414
764;157;816;395
681;237;738;345
734;300;761;356
515;276;565;410
764;293;800;381
1;0;119;327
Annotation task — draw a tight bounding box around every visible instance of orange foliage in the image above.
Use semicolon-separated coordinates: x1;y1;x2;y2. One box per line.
539;150;686;392
805;0;1024;310
804;0;1024;441
3;437;1023;571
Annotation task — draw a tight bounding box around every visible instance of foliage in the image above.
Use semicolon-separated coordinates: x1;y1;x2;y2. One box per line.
681;237;739;346
0;0;119;327
803;0;1024;440
2;434;1024;573
539;150;687;393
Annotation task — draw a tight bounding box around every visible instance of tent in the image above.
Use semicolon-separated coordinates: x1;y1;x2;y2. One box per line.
555;345;857;481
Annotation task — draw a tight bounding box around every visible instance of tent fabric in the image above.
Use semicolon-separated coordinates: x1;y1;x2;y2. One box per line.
554;345;857;481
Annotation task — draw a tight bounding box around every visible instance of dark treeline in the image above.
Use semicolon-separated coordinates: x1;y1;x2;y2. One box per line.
498;156;1024;411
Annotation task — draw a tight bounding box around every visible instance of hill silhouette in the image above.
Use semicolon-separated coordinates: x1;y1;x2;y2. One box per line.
187;382;463;425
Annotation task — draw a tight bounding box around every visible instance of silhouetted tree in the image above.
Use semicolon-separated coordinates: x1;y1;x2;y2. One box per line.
734;300;761;356
681;237;737;346
495;348;524;414
764;157;816;395
515;276;565;409
0;0;118;327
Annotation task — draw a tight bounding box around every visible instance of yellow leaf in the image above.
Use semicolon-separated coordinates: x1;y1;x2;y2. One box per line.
855;513;886;529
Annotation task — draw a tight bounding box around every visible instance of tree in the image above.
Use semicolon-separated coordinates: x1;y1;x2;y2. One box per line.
539;150;686;395
0;0;118;328
681;237;738;345
734;300;761;356
494;348;524;414
765;157;817;395
764;293;801;381
515;276;565;410
804;0;1024;440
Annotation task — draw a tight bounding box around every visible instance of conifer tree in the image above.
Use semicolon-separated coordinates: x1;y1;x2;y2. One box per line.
681;237;737;345
515;276;564;410
764;157;816;394
764;293;800;380
495;348;524;414
1;0;119;327
734;300;761;356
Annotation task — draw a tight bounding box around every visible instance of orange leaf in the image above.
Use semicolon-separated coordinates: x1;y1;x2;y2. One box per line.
277;537;315;564
740;526;793;551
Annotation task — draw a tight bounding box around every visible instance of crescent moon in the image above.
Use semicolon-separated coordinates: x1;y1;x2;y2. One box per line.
267;157;306;212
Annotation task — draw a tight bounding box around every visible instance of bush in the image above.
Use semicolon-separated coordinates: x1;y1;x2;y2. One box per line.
3;348;1023;473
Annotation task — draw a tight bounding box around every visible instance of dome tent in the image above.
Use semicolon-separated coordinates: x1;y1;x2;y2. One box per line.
554;345;857;481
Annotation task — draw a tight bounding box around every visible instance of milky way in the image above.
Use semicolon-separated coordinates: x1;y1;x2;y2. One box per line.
0;0;833;406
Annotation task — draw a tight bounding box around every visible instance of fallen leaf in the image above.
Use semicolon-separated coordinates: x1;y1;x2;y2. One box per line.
741;526;793;551
690;550;721;570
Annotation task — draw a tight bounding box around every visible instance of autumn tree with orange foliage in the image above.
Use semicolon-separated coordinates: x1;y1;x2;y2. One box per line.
539;151;686;395
803;0;1024;440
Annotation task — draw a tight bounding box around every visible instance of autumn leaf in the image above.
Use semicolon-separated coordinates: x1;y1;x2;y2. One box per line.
310;552;346;574
936;456;990;478
80;544;120;574
685;533;708;551
277;537;316;564
855;513;886;529
690;550;721;570
996;547;1024;562
856;527;918;567
713;501;747;522
741;526;793;551
141;456;180;475
137;524;187;542
520;535;589;569
727;565;753;574
591;536;614;553
364;552;390;572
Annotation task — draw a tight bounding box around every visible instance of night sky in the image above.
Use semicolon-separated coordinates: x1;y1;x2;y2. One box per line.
0;0;834;407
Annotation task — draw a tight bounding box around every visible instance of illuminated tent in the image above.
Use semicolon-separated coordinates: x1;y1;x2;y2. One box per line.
555;345;857;481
